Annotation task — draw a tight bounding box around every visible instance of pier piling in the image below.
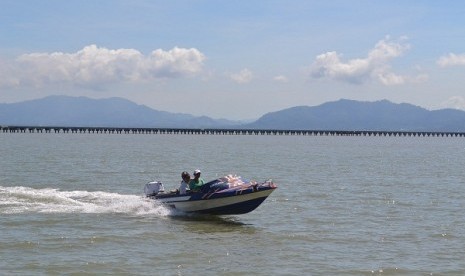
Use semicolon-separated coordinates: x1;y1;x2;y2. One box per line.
1;126;464;137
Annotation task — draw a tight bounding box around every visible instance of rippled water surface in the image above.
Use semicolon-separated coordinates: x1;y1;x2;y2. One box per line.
1;133;465;275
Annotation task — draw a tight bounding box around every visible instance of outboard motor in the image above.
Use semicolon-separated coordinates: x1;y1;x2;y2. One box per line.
144;181;165;196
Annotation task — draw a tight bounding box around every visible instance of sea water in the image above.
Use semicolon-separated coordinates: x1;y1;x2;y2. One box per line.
1;133;464;275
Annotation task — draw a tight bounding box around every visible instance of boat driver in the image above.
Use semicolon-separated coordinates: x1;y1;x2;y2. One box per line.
179;171;190;195
189;169;205;192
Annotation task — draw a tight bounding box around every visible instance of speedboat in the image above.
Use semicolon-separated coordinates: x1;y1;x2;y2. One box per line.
144;175;277;215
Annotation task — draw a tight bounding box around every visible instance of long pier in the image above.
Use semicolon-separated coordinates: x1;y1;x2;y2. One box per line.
1;125;465;137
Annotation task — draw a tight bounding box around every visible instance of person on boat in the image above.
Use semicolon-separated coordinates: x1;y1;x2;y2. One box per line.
189;169;205;192
179;171;190;195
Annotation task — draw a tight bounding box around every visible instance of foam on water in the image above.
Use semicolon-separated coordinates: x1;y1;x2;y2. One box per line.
0;185;171;216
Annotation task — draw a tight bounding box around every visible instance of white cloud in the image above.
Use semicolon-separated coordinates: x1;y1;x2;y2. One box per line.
309;36;424;86
273;75;289;82
0;45;205;88
437;53;465;67
230;68;253;84
377;72;407;86
378;72;429;86
440;96;465;110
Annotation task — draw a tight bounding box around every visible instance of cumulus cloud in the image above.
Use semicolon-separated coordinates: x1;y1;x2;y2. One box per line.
309;36;423;85
437;53;465;67
440;96;465;110
230;68;253;84
0;45;205;88
273;75;289;82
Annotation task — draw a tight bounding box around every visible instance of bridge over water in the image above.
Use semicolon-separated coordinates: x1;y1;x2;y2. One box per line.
1;125;465;137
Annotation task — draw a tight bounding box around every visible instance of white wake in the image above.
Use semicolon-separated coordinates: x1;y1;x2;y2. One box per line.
0;186;171;216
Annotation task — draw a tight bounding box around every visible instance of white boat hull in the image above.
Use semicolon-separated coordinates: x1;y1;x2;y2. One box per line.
159;189;274;213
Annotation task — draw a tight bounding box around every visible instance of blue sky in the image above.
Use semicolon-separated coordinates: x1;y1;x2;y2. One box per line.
1;1;465;120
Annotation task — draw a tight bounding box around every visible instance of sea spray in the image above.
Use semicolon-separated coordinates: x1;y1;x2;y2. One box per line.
0;186;171;216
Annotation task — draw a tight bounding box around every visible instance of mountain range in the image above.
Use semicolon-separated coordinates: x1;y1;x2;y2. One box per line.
245;99;465;132
0;96;238;128
1;95;465;132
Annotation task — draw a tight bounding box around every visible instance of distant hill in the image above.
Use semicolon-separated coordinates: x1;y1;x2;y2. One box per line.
2;96;465;131
245;99;465;132
0;95;238;128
